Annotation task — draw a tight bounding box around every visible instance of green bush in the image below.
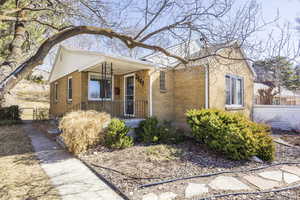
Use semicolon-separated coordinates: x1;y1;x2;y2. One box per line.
136;117;185;144
186;109;275;161
0;105;21;121
105;119;134;149
136;117;160;143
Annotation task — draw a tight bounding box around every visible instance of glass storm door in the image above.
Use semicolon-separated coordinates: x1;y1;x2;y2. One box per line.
125;75;134;115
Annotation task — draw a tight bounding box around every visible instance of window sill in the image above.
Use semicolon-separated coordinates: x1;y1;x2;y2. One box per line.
67;100;72;104
160;89;167;93
88;98;112;101
225;105;245;110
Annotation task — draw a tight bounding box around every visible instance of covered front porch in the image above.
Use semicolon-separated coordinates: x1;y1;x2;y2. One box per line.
65;52;154;119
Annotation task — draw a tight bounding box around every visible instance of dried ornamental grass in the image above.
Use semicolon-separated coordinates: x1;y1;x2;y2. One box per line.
59;110;111;154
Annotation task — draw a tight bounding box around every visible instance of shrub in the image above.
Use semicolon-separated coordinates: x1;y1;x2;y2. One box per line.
0;105;21;121
136;117;160;143
59;110;111;154
105;118;133;149
136;117;185;144
186;109;275;161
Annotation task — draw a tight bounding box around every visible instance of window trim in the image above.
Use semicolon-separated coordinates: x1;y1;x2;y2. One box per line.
54;82;58;103
123;73;135;117
225;74;244;108
88;72;114;101
67;76;72;102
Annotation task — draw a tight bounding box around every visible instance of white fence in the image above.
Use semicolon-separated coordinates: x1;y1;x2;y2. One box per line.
253;105;300;131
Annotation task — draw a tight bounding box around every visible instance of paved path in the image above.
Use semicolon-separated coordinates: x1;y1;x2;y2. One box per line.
24;123;123;200
142;164;300;200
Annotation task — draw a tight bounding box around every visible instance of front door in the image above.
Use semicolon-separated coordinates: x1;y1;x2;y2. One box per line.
124;75;134;116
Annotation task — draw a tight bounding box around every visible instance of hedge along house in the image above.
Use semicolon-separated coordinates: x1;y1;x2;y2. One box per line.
49;41;255;128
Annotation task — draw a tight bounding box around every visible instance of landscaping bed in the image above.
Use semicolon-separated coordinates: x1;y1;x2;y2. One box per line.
78;138;300;200
35;109;300;200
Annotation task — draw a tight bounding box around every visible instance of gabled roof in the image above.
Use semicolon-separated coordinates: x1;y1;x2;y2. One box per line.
142;40;256;77
49;45;155;83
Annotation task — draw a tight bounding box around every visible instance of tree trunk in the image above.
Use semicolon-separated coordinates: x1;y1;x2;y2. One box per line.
0;10;26;82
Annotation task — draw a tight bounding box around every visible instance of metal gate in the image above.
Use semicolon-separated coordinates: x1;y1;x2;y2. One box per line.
20;107;49;120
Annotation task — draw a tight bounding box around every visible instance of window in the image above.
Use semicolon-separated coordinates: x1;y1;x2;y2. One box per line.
67;77;72;101
225;75;244;106
54;82;58;102
159;71;166;91
88;73;112;100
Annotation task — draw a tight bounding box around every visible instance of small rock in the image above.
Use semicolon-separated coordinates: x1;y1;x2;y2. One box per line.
250;156;263;163
47;128;61;135
185;183;209;198
159;192;177;200
142;193;158;200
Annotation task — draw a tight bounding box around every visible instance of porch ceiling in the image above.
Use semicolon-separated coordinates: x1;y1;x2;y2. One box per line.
79;55;154;75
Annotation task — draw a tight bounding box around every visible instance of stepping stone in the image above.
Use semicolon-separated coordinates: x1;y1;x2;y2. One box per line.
143;193;158;200
258;171;283;182
281;165;300;176
209;176;250;191
185;183;209;198
283;172;300;184
243;175;280;190
158;192;177;200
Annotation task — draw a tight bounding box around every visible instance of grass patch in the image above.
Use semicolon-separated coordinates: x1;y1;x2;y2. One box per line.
0;120;22;126
0;125;60;200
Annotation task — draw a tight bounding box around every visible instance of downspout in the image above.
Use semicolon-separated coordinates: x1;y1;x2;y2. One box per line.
148;70;153;117
205;64;209;109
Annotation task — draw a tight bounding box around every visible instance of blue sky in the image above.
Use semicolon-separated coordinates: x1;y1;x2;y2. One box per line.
259;0;300;41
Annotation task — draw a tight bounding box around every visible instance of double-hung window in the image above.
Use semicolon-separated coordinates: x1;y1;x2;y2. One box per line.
225;75;244;106
54;82;58;102
159;71;166;91
88;73;112;100
67;77;72;101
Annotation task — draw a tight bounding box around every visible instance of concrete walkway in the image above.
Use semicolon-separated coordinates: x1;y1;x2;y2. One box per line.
24;123;123;200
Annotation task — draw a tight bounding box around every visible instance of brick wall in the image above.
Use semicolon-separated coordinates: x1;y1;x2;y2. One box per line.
208;47;254;118
50;71;82;117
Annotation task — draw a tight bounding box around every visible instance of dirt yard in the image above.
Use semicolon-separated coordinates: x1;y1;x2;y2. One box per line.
0;124;60;200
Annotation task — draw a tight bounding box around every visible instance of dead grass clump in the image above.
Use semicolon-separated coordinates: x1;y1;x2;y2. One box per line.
145;144;183;161
59;110;111;154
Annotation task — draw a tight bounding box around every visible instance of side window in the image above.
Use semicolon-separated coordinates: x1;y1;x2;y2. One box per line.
67;77;72;101
225;75;244;106
54;82;58;102
159;71;166;91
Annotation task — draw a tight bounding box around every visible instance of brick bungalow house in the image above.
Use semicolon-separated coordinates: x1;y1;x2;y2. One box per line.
49;41;255;128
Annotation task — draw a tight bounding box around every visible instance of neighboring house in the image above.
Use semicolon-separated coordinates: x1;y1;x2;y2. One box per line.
49;41;255;128
254;82;300;105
